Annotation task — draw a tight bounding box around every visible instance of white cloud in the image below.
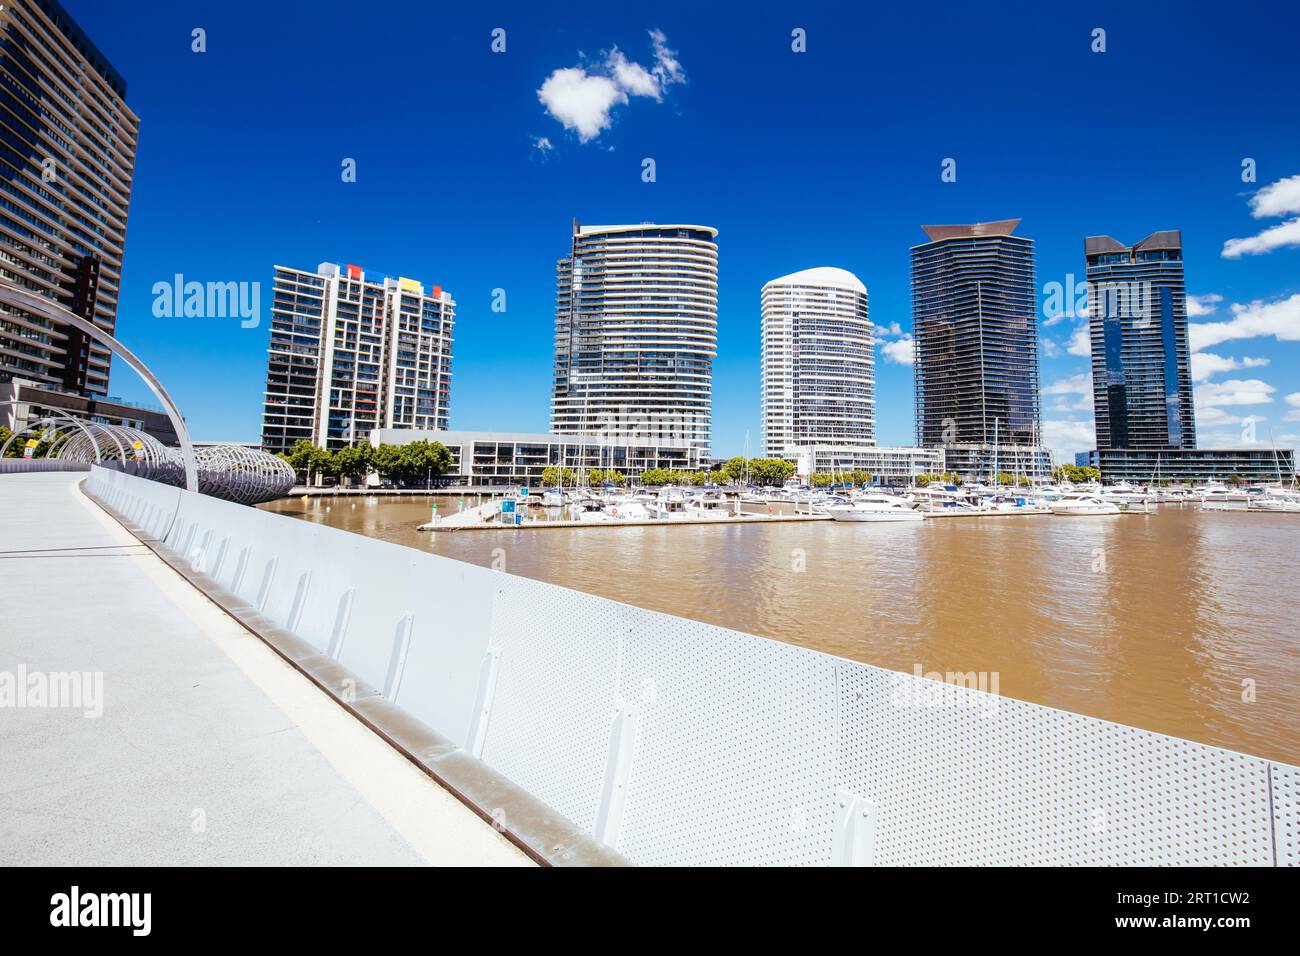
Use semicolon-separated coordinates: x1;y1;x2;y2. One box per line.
1042;338;1061;358
1186;293;1222;317
1066;320;1091;356
1194;378;1276;408
1222;174;1300;258
1190;351;1269;382
886;322;903;336
537;69;626;141
537;31;685;143
881;334;914;365
1189;293;1300;350
1222;218;1300;258
1248;174;1300;219
1041;418;1096;461
1285;391;1300;422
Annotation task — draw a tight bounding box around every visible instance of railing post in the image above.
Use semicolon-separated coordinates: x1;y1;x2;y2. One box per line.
831;789;876;866
593;701;638;848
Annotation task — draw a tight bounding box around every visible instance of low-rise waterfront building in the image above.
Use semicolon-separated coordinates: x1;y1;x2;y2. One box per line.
791;444;944;485
1095;447;1296;484
1;378;177;444
367;428;700;488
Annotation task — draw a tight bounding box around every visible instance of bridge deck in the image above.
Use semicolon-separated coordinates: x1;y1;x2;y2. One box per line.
0;472;528;866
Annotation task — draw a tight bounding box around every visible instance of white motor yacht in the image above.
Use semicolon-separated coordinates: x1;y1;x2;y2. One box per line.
828;494;925;522
1048;493;1121;516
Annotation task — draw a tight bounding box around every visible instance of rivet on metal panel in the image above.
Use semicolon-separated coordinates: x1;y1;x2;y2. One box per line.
326;588;355;660
593;702;638;848
383;612;414;699
831;789;877;866
466;647;501;758
256;555;278;612
287;569;312;631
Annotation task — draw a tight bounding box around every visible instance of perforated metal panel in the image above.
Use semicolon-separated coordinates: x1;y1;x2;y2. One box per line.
482;574;623;834
1272;763;1300;867
836;662;1275;865
613;605;837;865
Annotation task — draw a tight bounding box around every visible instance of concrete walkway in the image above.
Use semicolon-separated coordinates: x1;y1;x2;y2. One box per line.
0;472;529;866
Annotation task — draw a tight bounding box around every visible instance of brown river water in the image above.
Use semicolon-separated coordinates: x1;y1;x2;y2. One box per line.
260;495;1300;764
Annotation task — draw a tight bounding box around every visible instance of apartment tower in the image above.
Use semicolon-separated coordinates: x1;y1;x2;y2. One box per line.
260;262;454;454
0;0;139;396
760;267;874;458
551;221;718;461
911;220;1045;477
1084;230;1196;451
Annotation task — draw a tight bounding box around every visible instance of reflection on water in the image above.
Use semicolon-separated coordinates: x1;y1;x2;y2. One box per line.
260;495;1300;764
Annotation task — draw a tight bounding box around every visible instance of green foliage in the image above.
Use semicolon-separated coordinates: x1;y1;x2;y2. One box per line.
278;439;450;487
748;457;797;486
540;465;578;487
1051;464;1101;484
333;445;371;482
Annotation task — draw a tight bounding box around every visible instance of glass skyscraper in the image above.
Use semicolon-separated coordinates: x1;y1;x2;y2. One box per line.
551;221;717;461
0;0;139;397
910;220;1043;475
1084;230;1196;451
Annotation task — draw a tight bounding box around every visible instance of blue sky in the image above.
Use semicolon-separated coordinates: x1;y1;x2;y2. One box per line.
71;0;1300;459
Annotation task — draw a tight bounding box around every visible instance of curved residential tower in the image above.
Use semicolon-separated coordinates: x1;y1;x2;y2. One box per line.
761;267;874;458
551;221;718;462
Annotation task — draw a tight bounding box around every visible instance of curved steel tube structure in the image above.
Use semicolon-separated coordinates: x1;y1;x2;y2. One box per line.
0;281;197;491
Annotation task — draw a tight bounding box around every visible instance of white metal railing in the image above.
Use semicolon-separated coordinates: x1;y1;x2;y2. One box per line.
85;466;1299;867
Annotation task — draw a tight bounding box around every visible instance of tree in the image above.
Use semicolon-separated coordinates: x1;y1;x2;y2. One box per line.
750;457;796;486
721;456;748;484
394;440;453;486
371;443;402;482
286;440;322;484
607;470;626;486
588;467;607;486
640;468;670;486
333;445;371;485
811;472;833;488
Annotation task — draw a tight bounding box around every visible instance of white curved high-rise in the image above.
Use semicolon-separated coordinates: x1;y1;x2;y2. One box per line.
761;267;874;457
552;221;718;460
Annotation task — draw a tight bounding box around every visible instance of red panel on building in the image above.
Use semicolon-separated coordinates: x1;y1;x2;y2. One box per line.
346;264;362;279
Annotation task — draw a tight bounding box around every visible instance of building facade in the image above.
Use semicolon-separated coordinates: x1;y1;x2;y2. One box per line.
368;428;699;489
761;267;873;457
261;263;454;455
911;220;1043;474
1096;448;1295;484
1;377;177;444
1085;231;1196;451
0;0;139;397
792;444;944;486
551;221;718;458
